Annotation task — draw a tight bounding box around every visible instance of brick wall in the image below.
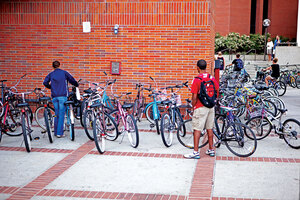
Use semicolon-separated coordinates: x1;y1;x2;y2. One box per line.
0;0;215;101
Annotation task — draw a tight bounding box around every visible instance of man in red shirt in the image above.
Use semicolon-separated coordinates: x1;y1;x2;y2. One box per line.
184;59;219;159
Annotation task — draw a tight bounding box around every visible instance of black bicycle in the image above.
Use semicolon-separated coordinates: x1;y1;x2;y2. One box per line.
177;106;257;157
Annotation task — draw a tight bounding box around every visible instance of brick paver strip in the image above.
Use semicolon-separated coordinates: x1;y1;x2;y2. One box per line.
7;141;95;200
216;156;300;163
0;146;74;153
188;149;215;199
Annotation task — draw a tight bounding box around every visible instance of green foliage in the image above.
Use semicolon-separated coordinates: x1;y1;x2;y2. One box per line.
215;32;268;54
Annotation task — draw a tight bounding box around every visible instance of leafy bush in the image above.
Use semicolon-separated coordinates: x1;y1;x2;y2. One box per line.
215;32;267;54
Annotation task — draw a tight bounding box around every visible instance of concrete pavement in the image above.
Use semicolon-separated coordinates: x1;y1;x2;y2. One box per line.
0;88;299;200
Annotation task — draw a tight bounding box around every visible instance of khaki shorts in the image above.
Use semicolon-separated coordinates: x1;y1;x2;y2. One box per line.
192;107;215;131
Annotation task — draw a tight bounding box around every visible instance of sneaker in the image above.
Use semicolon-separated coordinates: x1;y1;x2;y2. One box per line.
184;151;200;159
205;149;215;157
56;134;66;138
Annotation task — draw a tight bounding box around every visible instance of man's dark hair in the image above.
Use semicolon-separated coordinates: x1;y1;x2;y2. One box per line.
52;61;60;68
197;59;207;70
236;53;240;58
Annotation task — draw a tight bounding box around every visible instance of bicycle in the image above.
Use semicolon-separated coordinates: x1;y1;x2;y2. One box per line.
177;106;257;157
109;81;139;149
10;90;34;152
132;83;146;122
33;88;55;132
91;80;118;154
246;108;300;149
160;82;187;147
64;82;81;141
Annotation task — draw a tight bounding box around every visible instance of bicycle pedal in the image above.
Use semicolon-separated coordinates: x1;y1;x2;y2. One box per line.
41;130;46;134
149;123;155;128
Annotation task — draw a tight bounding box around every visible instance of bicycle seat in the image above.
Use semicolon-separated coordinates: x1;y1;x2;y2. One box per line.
162;100;172;105
84;89;93;94
254;84;269;91
0;80;7;82
278;108;287;113
122;103;133;109
64;101;74;105
40;97;51;101
186;99;191;103
90;102;103;108
17;103;29;107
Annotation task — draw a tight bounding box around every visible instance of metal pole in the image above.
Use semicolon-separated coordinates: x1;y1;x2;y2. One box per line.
264;27;268;61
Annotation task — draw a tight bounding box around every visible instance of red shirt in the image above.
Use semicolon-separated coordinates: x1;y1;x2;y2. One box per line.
191;73;219;109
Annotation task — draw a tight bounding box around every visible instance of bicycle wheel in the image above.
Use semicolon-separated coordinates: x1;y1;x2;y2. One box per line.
44;108;53;143
93;117;105;154
21;112;31;152
274;81;286;96
265;96;285;118
155;119;160;135
177;119;208;149
126;114;139;148
246;115;272;140
35;106;55;130
296;75;300;89
132;99;139;121
224;122;257;157
80;99;88;127
263;99;277;118
282;119;300;149
160;113;174;147
104;112;118;141
0;101;4;118
83;109;94;140
145;104;155;124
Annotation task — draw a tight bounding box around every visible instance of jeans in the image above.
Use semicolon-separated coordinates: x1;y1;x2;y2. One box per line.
52;96;67;136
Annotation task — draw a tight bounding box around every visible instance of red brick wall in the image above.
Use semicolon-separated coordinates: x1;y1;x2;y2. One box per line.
215;0;251;35
268;0;298;39
0;0;215;101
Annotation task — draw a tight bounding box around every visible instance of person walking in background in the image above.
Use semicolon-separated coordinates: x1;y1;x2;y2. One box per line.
184;60;219;159
273;35;281;59
43;61;79;138
226;53;244;72
216;51;225;71
267;38;274;61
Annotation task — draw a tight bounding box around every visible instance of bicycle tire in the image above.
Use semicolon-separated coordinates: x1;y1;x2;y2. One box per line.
264;96;286;118
224;122;257;157
70;123;75;141
83;109;94;141
93;117;105;154
145;103;155;124
35;106;55;131
44;108;53;143
0;101;4;118
155;119;160;135
246;115;272;140
22;112;31;152
126;114;139;148
80;99;87;127
104;112;118;141
275;81;286;96
177;119;208;149
160;113;174;147
282;119;300;149
296;75;300;89
263;99;277;118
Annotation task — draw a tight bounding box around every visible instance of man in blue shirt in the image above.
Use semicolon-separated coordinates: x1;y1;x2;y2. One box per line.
43;61;79;138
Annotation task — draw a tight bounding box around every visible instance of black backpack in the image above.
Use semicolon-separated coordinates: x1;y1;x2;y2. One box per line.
195;76;217;108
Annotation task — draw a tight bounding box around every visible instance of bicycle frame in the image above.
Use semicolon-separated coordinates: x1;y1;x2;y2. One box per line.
144;99;161;120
